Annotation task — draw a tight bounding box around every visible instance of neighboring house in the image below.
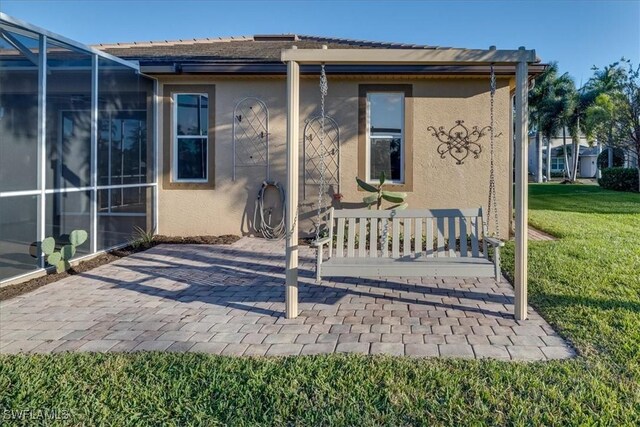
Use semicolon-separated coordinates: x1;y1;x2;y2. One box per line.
528;132;598;178
0;13;544;284
622;148;639;168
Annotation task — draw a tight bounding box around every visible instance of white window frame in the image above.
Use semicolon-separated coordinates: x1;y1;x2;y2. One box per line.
172;93;208;183
551;156;565;172
365;91;405;184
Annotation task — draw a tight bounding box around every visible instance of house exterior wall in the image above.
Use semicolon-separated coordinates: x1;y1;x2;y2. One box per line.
528;133;595;177
580;155;598;178
155;75;513;239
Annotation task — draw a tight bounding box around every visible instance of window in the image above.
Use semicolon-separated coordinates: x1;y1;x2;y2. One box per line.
551;157;565;171
366;92;405;183
358;84;412;191
173;94;208;182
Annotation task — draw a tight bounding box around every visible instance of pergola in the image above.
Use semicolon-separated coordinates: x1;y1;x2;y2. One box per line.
281;46;537;321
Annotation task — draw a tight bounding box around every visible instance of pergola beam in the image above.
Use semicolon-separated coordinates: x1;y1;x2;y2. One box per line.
285;59;300;318
281;48;536;65
514;60;529;320
283;46;535;320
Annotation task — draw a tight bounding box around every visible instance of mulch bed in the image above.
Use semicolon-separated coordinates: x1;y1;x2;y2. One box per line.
0;235;240;302
152;235;239;245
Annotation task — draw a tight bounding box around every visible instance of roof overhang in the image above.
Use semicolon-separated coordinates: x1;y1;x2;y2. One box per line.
139;62;546;76
137;47;542;76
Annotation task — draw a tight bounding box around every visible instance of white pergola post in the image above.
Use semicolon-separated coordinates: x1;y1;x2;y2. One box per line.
285;57;300;318
514;56;529;320
282;47;535;321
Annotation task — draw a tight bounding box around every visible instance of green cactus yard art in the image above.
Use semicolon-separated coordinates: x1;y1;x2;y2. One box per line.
41;229;88;273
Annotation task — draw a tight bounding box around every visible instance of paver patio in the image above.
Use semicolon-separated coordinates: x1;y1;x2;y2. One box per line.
0;238;574;360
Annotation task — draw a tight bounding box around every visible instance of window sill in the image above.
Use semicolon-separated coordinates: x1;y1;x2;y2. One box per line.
173;180;208;184
365;181;405;186
357;179;412;192
162;180;215;190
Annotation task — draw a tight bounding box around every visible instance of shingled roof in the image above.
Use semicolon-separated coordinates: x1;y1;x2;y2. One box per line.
94;34;436;64
93;34;544;76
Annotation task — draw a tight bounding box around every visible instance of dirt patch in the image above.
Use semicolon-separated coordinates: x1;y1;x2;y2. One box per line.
0;235;240;302
154;235;240;245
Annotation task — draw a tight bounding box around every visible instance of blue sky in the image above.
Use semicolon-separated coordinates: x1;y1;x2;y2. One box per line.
2;0;638;84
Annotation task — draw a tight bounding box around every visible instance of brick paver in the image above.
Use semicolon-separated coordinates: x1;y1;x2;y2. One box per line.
0;238;573;360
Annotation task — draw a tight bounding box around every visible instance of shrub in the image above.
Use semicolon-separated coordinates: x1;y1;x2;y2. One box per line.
598;167;639;192
132;226;156;249
597;148;626;169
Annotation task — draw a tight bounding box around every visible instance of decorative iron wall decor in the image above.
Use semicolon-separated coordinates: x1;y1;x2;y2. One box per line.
427;120;494;164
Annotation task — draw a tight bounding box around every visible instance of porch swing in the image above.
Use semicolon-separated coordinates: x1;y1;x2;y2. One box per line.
311;64;505;281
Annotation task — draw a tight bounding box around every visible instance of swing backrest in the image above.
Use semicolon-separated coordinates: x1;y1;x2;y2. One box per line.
328;207;488;259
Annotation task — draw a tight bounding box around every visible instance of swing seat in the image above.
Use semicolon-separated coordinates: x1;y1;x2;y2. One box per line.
314;207;504;281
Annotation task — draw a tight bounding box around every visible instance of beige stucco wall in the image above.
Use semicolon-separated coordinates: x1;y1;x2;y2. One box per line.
156;75;512;239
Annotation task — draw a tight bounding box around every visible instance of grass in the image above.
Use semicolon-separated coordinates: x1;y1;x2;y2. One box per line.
1;184;639;426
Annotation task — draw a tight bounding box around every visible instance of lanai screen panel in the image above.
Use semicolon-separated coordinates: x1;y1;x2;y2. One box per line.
0;22;41;280
44;39;93;258
0;15;156;282
97;57;154;250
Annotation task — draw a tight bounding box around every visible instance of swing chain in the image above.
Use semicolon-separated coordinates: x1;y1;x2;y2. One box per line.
315;64;328;242
487;64;500;237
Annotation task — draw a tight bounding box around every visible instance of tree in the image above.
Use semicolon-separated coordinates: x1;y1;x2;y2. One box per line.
584;92;619;157
549;73;577;181
617;61;640;191
566;86;597;182
530;63;559;181
585;59;640;191
529;63;576;181
583;61;626;170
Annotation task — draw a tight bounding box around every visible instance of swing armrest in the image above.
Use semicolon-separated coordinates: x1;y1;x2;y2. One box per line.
311;236;332;248
485;237;504;247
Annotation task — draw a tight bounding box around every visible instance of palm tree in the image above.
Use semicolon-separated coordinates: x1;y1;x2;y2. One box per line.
550;74;578;181
529;62;558;182
586;62;626;95
530;67;576;181
586;60;640;191
584;61;627;168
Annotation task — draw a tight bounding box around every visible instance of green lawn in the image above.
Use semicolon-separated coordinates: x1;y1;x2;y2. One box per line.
1;184;639;426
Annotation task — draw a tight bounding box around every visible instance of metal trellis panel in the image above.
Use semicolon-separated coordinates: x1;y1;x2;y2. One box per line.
303;115;339;199
232;97;269;180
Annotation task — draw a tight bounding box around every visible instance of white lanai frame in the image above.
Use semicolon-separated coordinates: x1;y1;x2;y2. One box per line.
281;46;536;321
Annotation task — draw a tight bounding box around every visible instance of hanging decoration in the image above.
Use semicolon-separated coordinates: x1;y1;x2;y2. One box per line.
233;97;269;180
427;120;491;165
303;114;339;200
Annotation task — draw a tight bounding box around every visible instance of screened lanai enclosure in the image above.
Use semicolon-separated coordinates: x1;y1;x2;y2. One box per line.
0;14;156;283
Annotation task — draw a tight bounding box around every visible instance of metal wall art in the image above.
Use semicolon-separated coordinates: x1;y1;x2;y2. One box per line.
233;97;269;180
427;120;493;164
303;115;340;199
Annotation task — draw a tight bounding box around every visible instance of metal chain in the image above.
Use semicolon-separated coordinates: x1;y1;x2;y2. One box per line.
487;64;500;237
285;207;298;240
315;64;328;241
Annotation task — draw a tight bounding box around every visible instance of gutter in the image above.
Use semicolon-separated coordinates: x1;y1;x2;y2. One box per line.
137;62;547;76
